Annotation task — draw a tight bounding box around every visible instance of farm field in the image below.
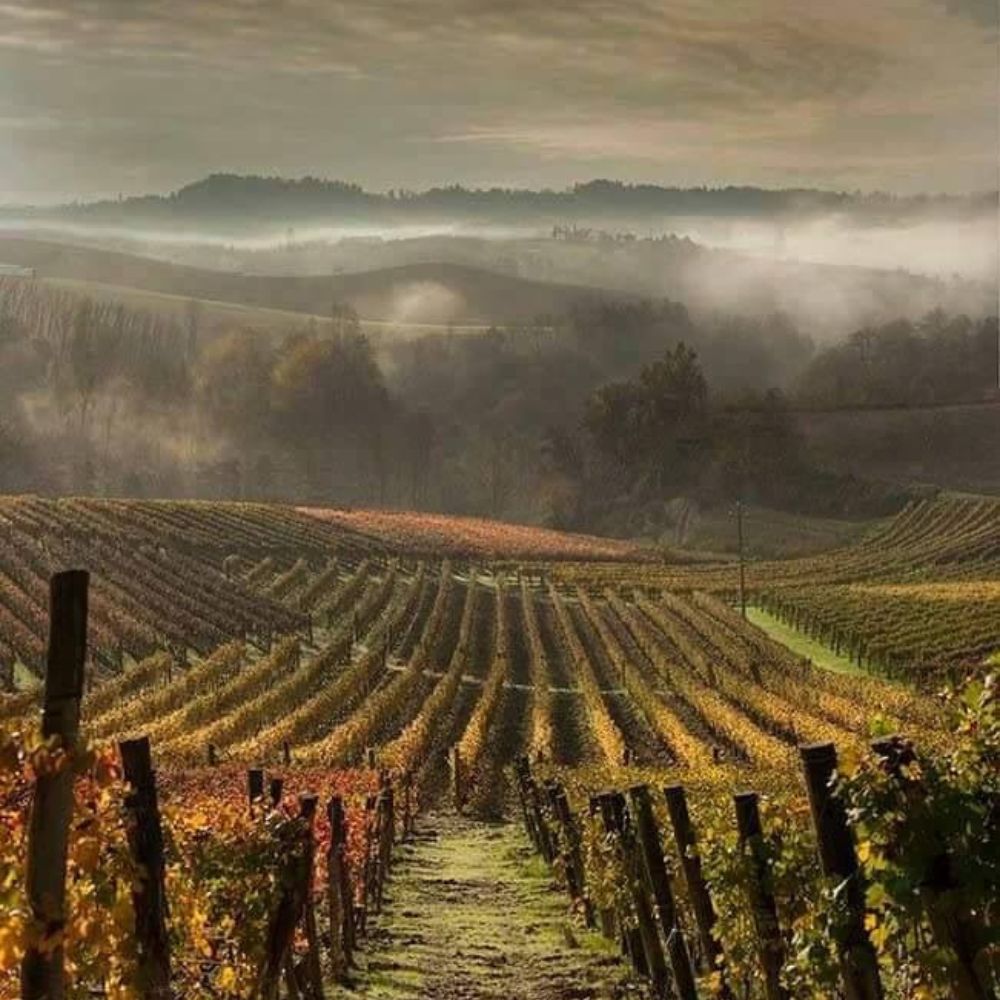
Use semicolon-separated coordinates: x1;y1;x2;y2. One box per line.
1;494;997;999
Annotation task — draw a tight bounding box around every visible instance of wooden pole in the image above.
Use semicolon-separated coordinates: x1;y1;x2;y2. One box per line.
255;809;312;1000
551;786;594;927
733;792;787;1000
298;795;325;1000
120;737;172;1000
326;797;354;979
269;777;284;809
629;785;698;1000
588;795;618;940
663;785;724;978
22;570;88;1000
248;767;265;810
800;743;884;1000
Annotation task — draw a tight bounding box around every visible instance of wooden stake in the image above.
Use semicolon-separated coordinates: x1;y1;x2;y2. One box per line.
663;785;724;978
734;792;787;1000
800;743;883;1000
298;795;325;1000
120;736;172;1000
629;785;698;1000
326;797;354;979
22;570;88;1000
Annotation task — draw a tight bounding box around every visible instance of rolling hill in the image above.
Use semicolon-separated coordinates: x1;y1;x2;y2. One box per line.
0;236;626;328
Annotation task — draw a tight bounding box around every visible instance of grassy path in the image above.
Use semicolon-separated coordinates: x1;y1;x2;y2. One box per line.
335;814;634;999
746;606;864;675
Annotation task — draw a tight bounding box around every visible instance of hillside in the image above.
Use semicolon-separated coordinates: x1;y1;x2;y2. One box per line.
0;236;626;327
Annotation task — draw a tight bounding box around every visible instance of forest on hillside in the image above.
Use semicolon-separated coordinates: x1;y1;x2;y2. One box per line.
1;276;995;536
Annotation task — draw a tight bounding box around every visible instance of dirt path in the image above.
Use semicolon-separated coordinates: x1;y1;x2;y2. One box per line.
335;814;635;1000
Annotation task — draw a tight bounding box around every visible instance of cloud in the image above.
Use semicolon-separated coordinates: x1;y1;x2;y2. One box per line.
0;0;996;199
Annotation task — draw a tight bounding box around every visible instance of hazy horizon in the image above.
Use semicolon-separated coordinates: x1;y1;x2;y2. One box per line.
2;1;998;204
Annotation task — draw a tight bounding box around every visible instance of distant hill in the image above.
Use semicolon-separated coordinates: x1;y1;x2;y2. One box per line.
0;237;627;326
6;174;994;232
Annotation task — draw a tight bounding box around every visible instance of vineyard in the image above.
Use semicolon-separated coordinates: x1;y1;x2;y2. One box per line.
0;495;998;999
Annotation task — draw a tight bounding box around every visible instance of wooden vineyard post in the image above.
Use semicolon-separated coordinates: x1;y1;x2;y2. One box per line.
629;785;698;1000
733;792;787;1000
663;785;724;977
401;771;413;838
588;795;618;940
326;796;354;980
298;795;325;1000
551;785;594;928
526;776;555;863
800;743;884;1000
597;792;670;993
207;742;217;766
283;741;292;765
22;569;88;1000
120;736;172;1000
514;757;541;851
269;777;284;809
255;805;313;1000
870;737;991;1000
451;746;463;812
248;767;265;811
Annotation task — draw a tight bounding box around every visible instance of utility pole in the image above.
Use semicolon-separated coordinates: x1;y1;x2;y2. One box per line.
736;499;747;618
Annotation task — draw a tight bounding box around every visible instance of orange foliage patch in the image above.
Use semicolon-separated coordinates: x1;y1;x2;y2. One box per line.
296;507;651;562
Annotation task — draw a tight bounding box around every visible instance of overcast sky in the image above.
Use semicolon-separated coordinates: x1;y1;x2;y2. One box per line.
0;0;997;204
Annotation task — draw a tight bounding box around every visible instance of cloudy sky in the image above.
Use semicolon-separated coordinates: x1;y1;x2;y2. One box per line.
0;0;997;203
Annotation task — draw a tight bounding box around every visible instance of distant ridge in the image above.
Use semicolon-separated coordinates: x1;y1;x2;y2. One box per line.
5;174;993;231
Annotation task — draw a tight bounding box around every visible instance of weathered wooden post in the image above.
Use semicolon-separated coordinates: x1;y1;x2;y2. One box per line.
663;785;724;977
120;736;172;1000
451;746;463;811
605;791;669;995
870;737;990;1000
22;569;88;1000
269;777;284;809
298;795;325;1000
629;785;698;1000
588;795;618;940
283;741;292;765
800;743;883;1000
734;792;787;1000
255;808;312;1000
326;796;354;979
207;742;217;766
248;767;265;810
551;785;594;927
401;771;413;838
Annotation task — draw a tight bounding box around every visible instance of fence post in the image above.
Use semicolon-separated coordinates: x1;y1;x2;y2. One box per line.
269;777;284;809
451;746;465;812
598;792;669;992
870;737;990;1000
120;736;172;1000
588;795;618;940
248;767;265;810
283;741;292;766
207;742;217;766
22;569;88;1000
298;795;325;1000
663;785;724;977
733;792;787;1000
326;796;354;980
629;785;698;1000
551;785;594;927
255;809;312;1000
800;743;883;1000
